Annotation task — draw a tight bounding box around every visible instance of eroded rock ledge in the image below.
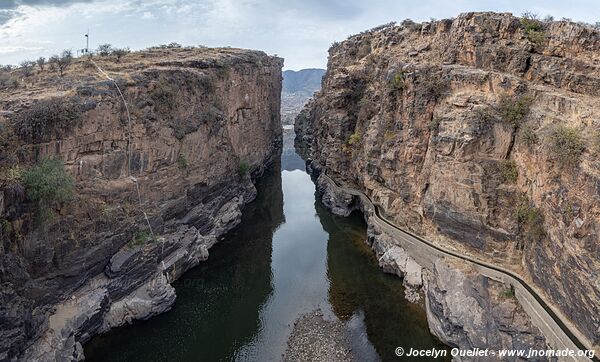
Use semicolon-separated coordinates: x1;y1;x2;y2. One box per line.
0;47;283;360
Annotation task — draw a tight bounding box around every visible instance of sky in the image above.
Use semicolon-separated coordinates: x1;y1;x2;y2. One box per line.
0;0;599;70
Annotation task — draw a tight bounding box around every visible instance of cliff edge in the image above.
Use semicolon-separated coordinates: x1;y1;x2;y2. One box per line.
0;47;283;360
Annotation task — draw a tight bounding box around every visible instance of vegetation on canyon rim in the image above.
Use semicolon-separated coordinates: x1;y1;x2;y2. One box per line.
520;12;547;49
15;98;82;143
0;42;189;92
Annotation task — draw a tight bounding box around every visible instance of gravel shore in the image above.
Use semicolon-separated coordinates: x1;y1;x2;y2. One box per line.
283;310;359;362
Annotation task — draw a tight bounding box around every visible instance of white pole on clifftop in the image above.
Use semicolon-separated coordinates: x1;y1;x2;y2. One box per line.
85;30;89;54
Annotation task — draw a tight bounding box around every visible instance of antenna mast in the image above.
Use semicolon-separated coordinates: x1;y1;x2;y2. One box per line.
85;29;89;54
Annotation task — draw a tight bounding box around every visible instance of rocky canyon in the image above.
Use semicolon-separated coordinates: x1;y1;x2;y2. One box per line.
1;9;599;362
296;11;600;358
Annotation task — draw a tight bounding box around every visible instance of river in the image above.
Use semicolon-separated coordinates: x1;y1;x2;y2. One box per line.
84;129;448;361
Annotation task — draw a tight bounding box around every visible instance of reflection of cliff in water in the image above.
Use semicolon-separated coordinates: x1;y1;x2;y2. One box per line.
84;163;284;362
281;127;306;172
315;201;450;362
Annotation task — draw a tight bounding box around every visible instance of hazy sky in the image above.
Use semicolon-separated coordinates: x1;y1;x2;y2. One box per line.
1;0;599;70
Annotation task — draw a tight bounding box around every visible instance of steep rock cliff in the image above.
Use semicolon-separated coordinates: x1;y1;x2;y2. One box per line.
0;47;282;360
296;12;599;351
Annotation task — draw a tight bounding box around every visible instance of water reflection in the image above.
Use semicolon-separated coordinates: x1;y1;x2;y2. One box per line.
85;165;284;362
318;204;450;361
84;129;447;362
281;127;305;172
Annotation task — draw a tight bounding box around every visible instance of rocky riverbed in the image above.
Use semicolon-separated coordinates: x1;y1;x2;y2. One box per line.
284;310;358;362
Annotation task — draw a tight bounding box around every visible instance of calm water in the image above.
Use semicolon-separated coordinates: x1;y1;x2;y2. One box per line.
84;131;448;361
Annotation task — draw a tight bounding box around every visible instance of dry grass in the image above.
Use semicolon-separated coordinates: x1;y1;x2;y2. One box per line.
0;46;256;103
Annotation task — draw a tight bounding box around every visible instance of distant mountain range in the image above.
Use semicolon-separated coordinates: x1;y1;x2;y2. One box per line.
281;68;325;125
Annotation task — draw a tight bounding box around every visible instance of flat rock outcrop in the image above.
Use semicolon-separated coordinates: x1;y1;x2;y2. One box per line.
0;47;282;360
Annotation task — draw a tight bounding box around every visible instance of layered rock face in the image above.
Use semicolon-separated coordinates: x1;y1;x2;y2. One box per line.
0;47;282;360
296;12;600;352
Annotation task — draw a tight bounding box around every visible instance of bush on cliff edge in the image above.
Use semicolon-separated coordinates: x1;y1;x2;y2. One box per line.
15;98;82;143
22;158;74;223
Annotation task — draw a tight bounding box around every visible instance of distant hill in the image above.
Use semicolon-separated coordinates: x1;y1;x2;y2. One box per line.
282;69;326;94
281;69;325;125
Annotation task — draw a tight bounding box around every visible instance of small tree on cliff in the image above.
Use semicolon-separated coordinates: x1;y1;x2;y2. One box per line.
49;50;73;77
36;57;46;71
20;60;35;77
111;47;130;63
97;43;113;56
22;158;74;223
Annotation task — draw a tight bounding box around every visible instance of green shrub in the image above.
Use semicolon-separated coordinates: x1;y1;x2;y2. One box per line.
348;131;362;145
474;107;496;125
389;71;405;92
429;117;441;133
0;166;22;187
563;201;574;217
501;160;518;183
178;154;188;169
15;98;82;143
500;287;515;299
497;95;532;129
217;64;230;77
549;126;585;167
22;158;74;223
129;230;156;246
515;198;546;243
0;72;19;89
238;160;249;177
527;29;546;47
520;124;539;146
521;13;546;48
0;123;14;163
150;76;177;114
419;74;450;100
0;218;12;240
